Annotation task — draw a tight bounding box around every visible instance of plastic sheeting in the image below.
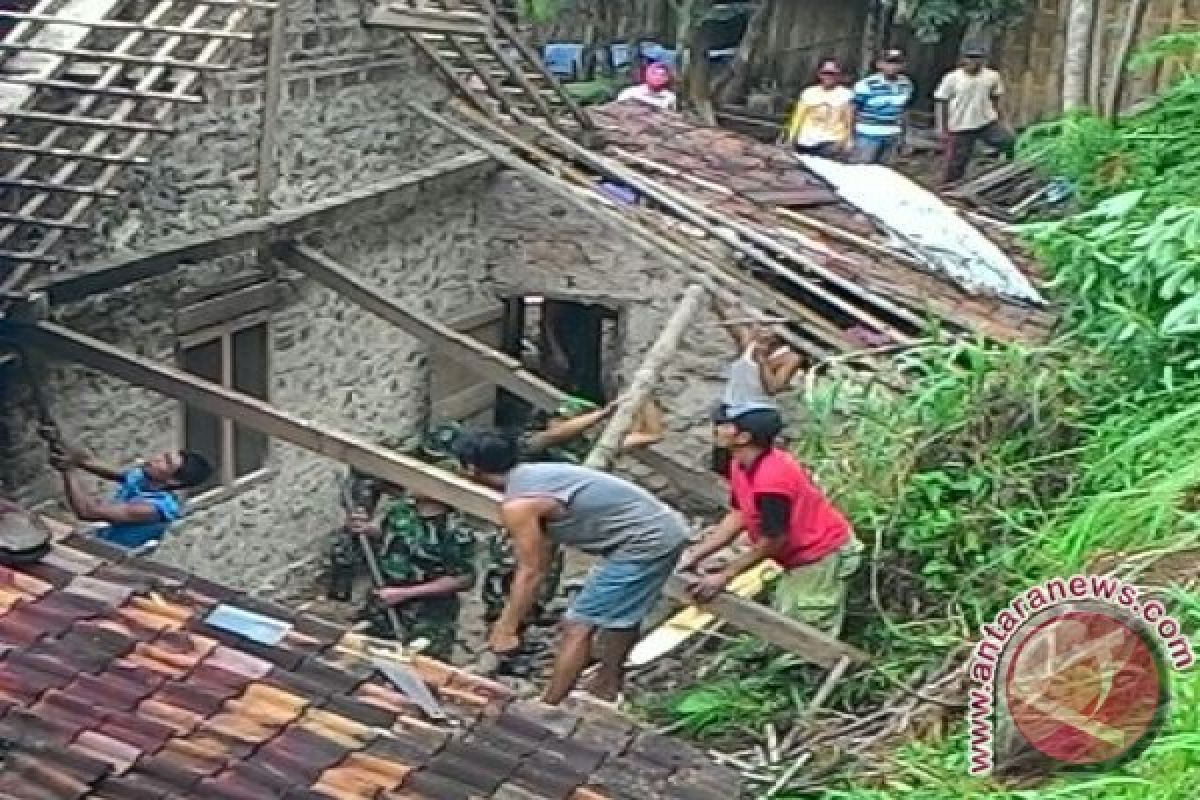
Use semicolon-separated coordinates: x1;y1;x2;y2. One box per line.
799;156;1047;305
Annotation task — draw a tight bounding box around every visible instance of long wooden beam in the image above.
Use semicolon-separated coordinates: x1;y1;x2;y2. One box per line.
16;321;504;523
276;241;727;508
276;241;563;409
662;575;870;669
34;151;494;304
8;321;863;665
585;285;707;471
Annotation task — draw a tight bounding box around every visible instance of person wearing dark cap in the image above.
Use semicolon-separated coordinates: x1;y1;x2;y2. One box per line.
785;58;855;158
851;49;915;165
934;43;1014;186
455;430;687;705
680;404;863;636
49;444;212;553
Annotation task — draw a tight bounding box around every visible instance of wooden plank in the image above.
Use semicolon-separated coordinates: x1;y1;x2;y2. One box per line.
0;11;256;39
0;109;174;134
629;560;783;667
279;241;728;509
0;75;202;103
37;152;494;303
20;321;504;523
477;29;558;127
584;285;707;470
662;574;871;669
475;0;592;130
255;0;287;218
0;41;230;71
175;282;277;334
0;142;148;165
276;241;565;409
368;6;490;35
407;33;503;121
14;322;861;664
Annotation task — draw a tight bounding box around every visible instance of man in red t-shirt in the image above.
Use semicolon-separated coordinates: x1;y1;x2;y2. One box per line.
680;404;863;635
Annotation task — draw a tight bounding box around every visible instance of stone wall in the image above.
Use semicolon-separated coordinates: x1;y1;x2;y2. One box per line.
479;171;733;472
0;0;502;595
57;0;466;262
2;164;496;595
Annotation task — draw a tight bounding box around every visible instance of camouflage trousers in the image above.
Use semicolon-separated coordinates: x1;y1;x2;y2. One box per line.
481;532;565;624
360;595;460;662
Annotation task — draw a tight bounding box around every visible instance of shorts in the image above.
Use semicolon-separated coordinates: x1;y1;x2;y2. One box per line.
566;547;684;630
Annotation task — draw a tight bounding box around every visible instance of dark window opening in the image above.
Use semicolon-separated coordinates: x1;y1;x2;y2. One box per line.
179;318;270;490
495;296;620;431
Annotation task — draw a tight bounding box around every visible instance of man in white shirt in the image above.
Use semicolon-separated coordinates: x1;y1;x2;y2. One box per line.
934;43;1015;186
616;62;678;111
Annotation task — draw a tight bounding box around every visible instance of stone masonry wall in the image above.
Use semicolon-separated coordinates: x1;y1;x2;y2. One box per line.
0;0;500;595
2;166;496;596
57;0;466;261
479;171;734;474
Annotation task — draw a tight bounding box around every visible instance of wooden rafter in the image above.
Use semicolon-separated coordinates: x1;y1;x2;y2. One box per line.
15;321;503;522
273;240;726;508
9;319;863;665
31;152;493;304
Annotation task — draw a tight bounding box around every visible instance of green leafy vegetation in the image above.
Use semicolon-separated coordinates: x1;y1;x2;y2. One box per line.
654;34;1200;798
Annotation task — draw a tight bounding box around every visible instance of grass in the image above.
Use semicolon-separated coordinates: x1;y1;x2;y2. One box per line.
652;34;1200;799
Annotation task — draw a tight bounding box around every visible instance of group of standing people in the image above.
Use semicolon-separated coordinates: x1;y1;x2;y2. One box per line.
785;43;1015;185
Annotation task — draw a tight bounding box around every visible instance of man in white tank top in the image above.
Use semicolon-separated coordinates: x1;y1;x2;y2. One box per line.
710;296;804;475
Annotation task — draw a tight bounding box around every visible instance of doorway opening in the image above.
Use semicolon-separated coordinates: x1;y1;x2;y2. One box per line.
495;295;622;431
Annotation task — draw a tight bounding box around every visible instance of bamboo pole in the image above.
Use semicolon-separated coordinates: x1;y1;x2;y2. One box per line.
584;284;707;471
409;101;845;365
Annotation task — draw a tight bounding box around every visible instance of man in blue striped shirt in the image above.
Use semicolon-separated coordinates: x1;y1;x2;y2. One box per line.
852;49;914;165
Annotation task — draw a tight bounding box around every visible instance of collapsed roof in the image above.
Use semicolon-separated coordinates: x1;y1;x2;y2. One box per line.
0;511;740;800
581;102;1056;354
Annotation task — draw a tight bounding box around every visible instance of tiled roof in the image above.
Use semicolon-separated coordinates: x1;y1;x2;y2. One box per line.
589;102;1056;346
591;104;838;211
0;521;740;800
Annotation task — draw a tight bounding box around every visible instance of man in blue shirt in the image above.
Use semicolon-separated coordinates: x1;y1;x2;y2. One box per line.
852;49;914;165
51;447;212;552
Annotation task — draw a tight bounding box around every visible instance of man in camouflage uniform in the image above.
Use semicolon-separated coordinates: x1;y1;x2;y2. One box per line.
353;448;477;662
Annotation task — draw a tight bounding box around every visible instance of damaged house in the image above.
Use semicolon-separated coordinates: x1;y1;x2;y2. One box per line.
1;0;1047;669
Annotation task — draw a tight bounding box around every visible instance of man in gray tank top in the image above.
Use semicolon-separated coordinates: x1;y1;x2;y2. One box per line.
455;430;687;705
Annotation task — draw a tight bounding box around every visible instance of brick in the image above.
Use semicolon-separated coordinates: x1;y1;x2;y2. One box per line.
508;700;580;739
403;768;477;800
510;762;586;800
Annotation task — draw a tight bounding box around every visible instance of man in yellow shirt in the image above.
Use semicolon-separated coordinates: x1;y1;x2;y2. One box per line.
785;59;854;159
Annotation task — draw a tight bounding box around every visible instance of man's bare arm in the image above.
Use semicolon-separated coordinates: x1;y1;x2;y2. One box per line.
680;509;745;571
493;498;557;640
711;295;752;349
60;470;160;524
527;405;614;451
